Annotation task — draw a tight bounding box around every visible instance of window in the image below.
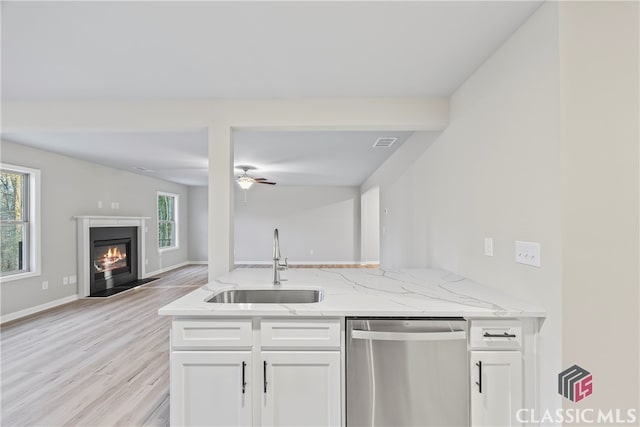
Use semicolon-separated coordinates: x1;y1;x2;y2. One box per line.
158;192;178;250
0;163;40;281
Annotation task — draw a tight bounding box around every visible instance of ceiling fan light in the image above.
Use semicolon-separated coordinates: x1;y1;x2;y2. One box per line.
237;176;254;190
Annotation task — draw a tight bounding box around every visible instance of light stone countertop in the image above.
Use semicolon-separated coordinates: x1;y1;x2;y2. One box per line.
158;268;545;318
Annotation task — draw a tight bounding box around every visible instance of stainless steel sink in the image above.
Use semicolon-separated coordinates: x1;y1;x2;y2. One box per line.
207;289;324;304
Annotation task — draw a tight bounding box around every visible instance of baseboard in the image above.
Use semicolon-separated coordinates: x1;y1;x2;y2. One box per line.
143;261;191;278
1;294;79;324
235;260;361;265
143;260;207;277
234;261;271;265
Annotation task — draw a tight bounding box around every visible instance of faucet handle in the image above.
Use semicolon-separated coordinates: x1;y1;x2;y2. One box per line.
280;257;288;270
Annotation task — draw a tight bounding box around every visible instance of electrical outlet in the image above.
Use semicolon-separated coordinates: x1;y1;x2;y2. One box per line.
111;202;116;209
98;200;103;208
515;241;541;267
309;249;314;255
484;238;494;257
145;258;149;265
63;276;69;285
115;202;120;209
42;281;48;290
69;275;77;284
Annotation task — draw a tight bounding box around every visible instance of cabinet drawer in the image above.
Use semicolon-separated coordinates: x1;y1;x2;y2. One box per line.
172;318;252;349
261;319;341;349
469;319;522;350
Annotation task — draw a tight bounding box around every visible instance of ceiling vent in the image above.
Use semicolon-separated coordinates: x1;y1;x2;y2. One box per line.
373;137;397;148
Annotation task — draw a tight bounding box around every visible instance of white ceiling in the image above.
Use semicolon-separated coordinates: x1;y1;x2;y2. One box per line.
233;130;415;186
2;1;542;100
1;1;542;186
1;130;209;186
1;129;417;187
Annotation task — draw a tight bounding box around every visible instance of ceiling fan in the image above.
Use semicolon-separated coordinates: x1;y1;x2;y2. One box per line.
235;165;276;190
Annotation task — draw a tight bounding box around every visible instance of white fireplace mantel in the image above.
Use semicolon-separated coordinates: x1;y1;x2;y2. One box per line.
75;216;150;297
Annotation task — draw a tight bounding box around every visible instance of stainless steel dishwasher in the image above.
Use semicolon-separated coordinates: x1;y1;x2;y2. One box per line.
346;318;469;427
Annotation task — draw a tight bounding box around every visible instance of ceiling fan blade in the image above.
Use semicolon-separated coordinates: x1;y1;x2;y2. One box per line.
253;177;268;181
256;181;276;185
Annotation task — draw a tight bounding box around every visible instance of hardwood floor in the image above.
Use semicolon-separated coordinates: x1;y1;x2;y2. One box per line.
1;264;208;427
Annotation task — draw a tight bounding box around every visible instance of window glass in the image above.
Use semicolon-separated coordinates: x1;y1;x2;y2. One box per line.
0;170;29;275
158;193;177;249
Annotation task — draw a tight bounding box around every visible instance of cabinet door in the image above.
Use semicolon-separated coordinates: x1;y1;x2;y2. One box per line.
261;351;341;427
171;351;252;427
470;351;523;427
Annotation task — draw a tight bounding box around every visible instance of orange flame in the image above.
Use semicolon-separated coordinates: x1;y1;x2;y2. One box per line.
103;246;126;263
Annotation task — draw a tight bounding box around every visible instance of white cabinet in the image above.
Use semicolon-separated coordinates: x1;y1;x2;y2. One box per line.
469;319;523;427
171;351;252;427
170;318;341;427
470;351;523;426
261;351;341;427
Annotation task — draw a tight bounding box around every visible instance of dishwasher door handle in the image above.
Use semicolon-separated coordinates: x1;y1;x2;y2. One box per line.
351;329;466;341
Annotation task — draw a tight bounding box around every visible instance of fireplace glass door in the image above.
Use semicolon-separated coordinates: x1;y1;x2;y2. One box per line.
89;227;138;294
93;238;131;279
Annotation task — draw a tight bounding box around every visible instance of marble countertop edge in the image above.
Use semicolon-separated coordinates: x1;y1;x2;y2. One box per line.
158;268;546;318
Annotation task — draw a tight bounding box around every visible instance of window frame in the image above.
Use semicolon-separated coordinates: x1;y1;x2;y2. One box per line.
0;163;41;282
157;191;179;252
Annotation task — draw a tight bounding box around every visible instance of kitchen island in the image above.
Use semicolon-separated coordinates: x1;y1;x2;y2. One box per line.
159;268;545;427
159;267;545;318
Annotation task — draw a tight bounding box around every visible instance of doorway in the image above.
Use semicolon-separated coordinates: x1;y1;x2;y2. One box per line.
360;186;380;265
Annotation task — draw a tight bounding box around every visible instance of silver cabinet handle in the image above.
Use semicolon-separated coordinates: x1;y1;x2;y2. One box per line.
351;329;466;341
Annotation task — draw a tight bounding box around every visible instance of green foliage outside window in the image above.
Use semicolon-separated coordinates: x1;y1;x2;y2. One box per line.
1;171;27;275
158;194;176;248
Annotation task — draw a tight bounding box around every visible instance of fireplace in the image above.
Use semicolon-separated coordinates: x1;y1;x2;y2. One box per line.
90;227;138;295
76;216;155;298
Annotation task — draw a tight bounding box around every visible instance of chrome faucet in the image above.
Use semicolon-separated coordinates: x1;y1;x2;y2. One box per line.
273;228;288;285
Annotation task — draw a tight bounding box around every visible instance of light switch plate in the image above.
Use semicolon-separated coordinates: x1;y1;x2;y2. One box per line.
515;241;541;267
484;238;494;256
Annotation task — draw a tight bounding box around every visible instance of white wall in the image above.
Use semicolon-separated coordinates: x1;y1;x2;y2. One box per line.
361;131;440;194
360;187;379;264
372;3;562;414
559;1;639;413
0;140;190;316
187;186;208;263
360;131;440;268
234;185;360;263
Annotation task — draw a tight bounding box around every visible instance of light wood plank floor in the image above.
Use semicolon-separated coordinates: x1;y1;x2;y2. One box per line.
1;264;208;427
